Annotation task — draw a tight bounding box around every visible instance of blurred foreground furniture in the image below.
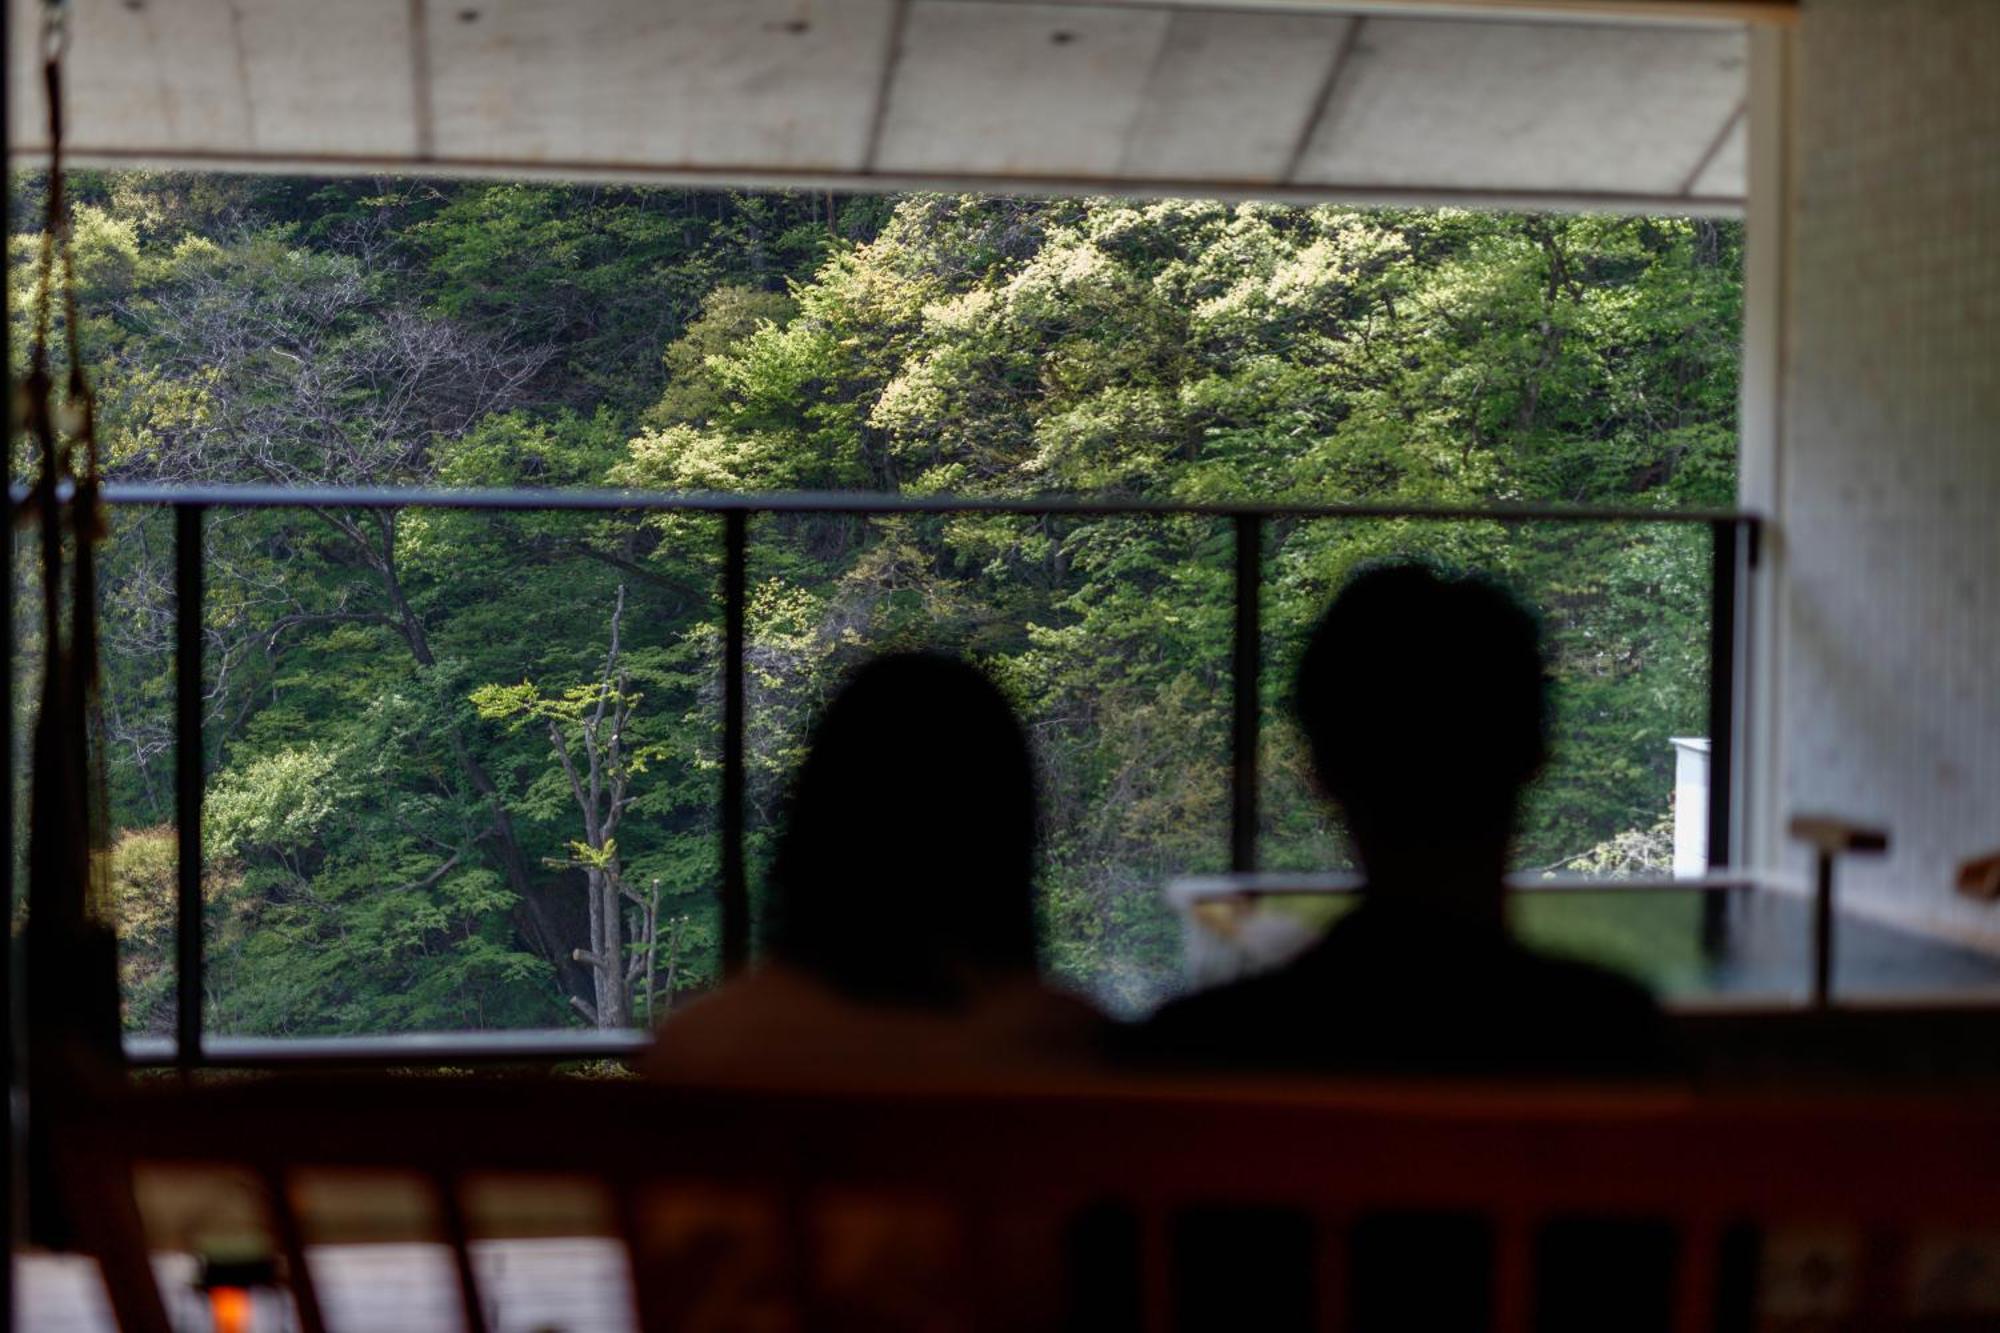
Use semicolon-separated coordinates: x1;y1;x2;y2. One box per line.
50;1073;2000;1332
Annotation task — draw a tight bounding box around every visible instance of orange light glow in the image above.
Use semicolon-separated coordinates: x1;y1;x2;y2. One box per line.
208;1286;251;1333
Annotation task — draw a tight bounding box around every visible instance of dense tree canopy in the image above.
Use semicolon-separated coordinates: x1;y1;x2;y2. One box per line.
10;173;1740;1029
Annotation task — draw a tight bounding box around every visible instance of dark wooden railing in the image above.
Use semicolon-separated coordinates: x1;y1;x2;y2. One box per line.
55;1072;2000;1333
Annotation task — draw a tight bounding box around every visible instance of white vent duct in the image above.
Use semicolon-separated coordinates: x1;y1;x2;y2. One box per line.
1671;737;1711;878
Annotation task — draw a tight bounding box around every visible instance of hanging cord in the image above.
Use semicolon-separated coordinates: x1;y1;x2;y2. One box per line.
22;0;114;957
23;0;125;1253
53;0;114;938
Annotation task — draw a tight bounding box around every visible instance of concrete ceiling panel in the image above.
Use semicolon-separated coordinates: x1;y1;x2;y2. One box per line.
1291;17;1747;196
7;0;1751;210
8;0;417;160
1118;11;1356;182
1687;105;1747;199
874;1;1173;177
424;0;899;170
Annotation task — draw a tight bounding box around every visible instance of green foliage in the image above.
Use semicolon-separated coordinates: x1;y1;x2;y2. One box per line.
27;172;1740;1030
204;745;345;858
104;826;197;1033
610;197;1739;1008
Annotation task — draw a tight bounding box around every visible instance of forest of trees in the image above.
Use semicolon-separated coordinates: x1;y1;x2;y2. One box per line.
7;174;1741;1032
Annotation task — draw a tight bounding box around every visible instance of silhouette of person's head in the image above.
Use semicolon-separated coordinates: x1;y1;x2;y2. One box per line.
769;652;1040;1005
1293;562;1547;917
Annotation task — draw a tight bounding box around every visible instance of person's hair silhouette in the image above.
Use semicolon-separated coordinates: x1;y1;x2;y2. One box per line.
768;651;1040;1005
1136;560;1670;1075
646;651;1102;1080
1294;562;1547;927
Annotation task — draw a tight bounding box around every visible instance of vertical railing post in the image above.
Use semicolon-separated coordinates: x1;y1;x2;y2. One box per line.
1701;519;1739;955
1231;514;1263;874
720;509;749;976
2;89;14;1333
175;504;205;1071
1791;818;1887;1012
435;1174;492;1333
2;412;13;1333
1810;847;1836;1011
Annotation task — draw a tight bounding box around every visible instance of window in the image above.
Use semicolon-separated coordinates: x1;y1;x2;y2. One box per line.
10;174;1746;1038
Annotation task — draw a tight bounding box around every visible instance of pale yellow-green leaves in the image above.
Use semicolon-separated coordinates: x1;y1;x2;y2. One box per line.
204;744;347;858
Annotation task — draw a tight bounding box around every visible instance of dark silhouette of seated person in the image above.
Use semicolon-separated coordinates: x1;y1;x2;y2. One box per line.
1140;563;1670;1075
647;652;1101;1080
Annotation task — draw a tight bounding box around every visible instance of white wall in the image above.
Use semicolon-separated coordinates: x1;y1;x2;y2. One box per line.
1772;0;2000;942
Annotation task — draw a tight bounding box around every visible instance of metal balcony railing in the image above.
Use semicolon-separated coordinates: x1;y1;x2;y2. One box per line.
28;484;1761;1067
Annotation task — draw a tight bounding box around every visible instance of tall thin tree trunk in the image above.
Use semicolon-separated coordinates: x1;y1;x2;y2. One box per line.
597;872;627;1027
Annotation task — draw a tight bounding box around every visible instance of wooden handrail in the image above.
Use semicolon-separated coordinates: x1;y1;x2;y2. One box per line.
55;1072;2000;1331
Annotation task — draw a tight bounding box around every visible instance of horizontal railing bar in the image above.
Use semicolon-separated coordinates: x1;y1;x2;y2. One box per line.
122;1028;651;1068
1165;869;1802;909
14;481;1759;526
119;992;2000;1070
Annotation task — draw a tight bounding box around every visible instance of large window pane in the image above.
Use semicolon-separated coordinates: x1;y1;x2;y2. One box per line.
744;511;1233;1017
182;505;722;1037
1254;517;1731;999
1259;519;1714;880
33;169;1912;1032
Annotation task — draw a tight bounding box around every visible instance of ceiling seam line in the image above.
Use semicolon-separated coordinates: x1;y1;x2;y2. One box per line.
912;0;1792;28
1677;96;1746;198
1281;14;1365;187
222;0;258;148
408;0;437;162
862;0;915;174
1113;10;1188;177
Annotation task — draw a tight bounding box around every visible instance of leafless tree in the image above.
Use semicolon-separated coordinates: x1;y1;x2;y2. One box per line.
547;585;638;1028
489;584;685;1028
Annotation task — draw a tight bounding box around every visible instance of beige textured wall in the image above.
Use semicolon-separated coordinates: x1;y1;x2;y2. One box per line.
1777;0;2000;943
